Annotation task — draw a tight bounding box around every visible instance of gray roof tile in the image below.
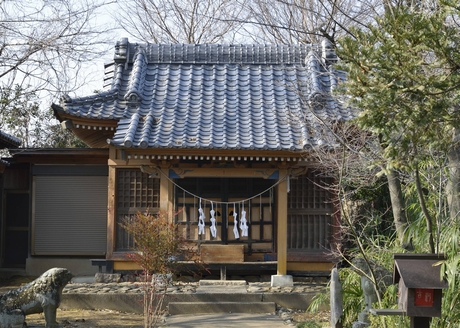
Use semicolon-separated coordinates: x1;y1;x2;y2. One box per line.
53;40;355;151
0;130;21;149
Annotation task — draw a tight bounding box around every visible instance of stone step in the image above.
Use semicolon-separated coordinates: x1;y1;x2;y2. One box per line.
195;285;248;294
199;280;247;286
196;279;248;294
168;301;276;315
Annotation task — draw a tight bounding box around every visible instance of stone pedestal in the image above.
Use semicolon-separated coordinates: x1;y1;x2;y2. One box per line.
352;311;370;328
352;321;370;328
270;275;293;287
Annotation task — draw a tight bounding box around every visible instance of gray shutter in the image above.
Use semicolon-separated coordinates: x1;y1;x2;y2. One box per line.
33;175;107;255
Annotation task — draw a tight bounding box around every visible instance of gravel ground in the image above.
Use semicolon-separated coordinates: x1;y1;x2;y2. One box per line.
26;309;145;328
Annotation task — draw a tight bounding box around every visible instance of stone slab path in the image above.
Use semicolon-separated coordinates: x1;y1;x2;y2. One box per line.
162;313;291;328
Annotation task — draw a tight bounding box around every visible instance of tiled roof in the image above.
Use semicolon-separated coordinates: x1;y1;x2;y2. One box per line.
53;39;354;151
0;130;21;149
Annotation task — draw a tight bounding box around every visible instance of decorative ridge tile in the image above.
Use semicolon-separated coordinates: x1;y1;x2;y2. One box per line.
123;42;315;66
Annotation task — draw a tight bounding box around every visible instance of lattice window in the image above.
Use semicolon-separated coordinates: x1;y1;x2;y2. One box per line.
116;168;160;251
287;170;334;253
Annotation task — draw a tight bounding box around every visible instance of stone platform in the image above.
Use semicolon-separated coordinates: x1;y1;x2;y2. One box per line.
61;278;328;315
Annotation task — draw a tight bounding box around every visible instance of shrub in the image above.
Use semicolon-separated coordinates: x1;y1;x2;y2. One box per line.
120;210;186;328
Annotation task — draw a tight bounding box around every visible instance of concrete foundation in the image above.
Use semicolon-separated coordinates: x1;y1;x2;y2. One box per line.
270;275;293;287
26;257;99;277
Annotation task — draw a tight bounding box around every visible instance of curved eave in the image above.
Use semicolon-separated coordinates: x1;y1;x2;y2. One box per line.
55;110;119;148
52;103;68;123
107;136;315;155
70;125;117;148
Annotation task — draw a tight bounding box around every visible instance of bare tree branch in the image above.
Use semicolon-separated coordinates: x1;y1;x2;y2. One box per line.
116;0;249;44
0;0;116;96
243;0;382;44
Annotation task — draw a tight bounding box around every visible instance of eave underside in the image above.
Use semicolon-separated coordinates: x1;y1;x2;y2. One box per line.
57;113;118;148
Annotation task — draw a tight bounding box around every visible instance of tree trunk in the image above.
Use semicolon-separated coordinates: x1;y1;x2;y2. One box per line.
414;167;436;254
386;169;410;248
447;130;460;222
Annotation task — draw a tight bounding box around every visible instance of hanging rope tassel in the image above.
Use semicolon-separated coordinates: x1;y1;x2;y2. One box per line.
233;203;239;239
198;198;205;235
210;201;217;238
240;202;248;237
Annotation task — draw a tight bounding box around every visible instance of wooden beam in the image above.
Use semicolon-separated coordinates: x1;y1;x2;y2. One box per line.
277;169;288;275
169;167;279;179
56;113;118;128
121;148;305;159
108;159;153;166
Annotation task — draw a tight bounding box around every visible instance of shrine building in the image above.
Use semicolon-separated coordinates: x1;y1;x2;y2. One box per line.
1;39;354;283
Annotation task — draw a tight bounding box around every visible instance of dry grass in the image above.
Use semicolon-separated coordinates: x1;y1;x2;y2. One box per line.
26;309;144;328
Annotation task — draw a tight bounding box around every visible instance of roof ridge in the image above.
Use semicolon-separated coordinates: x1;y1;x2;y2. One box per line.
115;39;316;65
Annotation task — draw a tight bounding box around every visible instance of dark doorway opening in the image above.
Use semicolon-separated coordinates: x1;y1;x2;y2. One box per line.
3;192;29;267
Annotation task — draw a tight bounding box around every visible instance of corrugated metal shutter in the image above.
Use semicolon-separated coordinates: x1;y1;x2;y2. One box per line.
33;175;107;255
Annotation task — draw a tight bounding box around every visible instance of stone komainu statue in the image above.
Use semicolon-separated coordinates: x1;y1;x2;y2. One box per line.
351;258;393;328
352;257;392;310
0;268;73;328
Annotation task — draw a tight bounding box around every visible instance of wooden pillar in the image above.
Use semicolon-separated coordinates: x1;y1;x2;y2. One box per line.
106;147;117;259
277;169;288;275
411;317;431;328
159;168;173;222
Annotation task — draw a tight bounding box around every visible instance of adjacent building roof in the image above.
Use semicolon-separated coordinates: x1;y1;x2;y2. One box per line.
0;130;21;168
0;130;21;149
53;38;354;152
